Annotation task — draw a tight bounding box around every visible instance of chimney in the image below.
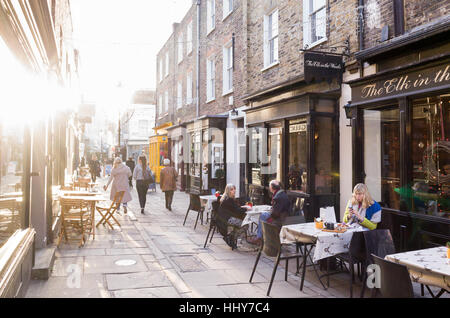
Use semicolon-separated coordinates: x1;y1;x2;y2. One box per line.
172;23;180;33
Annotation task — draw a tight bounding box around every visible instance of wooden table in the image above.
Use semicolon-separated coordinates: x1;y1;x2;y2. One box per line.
386;246;450;298
59;195;107;244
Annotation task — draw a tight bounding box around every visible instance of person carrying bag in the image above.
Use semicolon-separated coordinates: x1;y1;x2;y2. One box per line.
133;155;152;214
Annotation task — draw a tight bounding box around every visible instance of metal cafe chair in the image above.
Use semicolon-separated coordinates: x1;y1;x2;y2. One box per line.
204;199;221;248
371;254;415;298
328;231;366;297
359;229;396;298
183;194;204;230
58;197;92;248
96;191;125;229
249;221;303;296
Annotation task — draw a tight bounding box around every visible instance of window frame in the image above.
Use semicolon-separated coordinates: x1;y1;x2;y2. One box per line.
177;81;183;109
222;43;233;95
207;0;216;35
206;57;216;102
263;9;279;69
186;71;193;104
187;21;193;54
223;0;233;20
177;32;183;64
303;0;327;49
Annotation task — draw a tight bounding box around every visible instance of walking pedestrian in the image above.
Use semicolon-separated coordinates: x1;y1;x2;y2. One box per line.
89;154;101;183
160;158;178;211
133;155;153;214
125;157;135;188
103;157;132;214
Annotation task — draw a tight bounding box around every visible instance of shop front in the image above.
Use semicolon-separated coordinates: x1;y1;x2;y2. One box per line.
244;87;340;222
185;116;227;195
348;25;450;251
149;122;172;183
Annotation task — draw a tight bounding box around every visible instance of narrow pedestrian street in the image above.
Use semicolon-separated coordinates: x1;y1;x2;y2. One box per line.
25;177;355;298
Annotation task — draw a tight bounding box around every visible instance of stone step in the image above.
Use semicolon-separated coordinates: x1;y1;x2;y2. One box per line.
31;246;57;280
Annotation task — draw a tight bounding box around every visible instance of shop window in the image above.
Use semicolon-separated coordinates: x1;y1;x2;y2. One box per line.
314;116;334;194
190;132;201;178
411;95;449;219
248;127;267;186
363;108;400;209
287;118;308;193
267;125;283;185
0;124;24;248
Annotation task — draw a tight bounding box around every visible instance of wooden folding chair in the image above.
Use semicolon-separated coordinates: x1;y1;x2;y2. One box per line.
96;191;125;229
58;198;92;248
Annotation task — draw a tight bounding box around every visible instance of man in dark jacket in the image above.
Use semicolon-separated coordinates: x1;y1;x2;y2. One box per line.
250;180;291;245
125;157;135;188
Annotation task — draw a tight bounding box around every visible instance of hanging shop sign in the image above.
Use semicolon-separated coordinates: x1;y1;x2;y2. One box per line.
304;52;343;84
351;61;450;103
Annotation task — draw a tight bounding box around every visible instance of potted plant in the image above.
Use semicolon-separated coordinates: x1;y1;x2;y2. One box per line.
215;168;225;179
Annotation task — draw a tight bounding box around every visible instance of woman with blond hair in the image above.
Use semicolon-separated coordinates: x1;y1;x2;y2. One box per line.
217;184;251;249
104;157;132;214
343;183;381;230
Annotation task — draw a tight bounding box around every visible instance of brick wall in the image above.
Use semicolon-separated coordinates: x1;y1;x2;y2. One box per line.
363;0;450;50
198;0;248;117
246;0;359;97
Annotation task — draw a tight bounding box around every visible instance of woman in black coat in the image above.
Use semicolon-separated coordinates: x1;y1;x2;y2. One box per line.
218;184;251;249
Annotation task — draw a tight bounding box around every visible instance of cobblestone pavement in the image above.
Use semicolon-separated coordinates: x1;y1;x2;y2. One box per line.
25;176;445;298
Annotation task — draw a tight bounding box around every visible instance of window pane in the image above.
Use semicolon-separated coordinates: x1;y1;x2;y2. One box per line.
315;117;334;194
288;118;308;192
315;8;326;40
411;96;450;219
0;124;24;248
249;127;265;186
364;108;400;209
313;0;326;11
267;125;283;185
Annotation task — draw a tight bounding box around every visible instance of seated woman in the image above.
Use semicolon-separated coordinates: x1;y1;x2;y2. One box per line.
343;183;381;230
217;183;251;249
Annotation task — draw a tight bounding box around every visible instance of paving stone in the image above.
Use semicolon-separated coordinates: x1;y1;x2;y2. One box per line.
106;271;172;290
51;257;84;277
83;255;148;274
105;247;154;256
170;255;207;272
56;248;106;258
26;274;110;298
112;286;180;298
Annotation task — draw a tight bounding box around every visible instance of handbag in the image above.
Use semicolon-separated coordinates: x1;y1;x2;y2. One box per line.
143;167;154;186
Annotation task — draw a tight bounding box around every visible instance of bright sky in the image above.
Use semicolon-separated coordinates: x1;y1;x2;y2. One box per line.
70;0;192;107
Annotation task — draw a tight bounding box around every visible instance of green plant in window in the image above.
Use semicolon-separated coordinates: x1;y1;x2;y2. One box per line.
215;168;225;179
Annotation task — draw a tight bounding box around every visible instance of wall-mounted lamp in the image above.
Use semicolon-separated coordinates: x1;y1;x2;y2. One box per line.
344;101;353;127
231;107;239;116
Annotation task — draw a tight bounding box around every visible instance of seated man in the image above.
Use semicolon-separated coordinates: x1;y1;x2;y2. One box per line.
249;180;291;245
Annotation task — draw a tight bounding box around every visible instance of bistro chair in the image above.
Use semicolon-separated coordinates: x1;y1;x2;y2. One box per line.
371;254;415;298
183;194;204;230
360;229;396;298
249;221;303;296
329;231;366;297
204;199;221;248
96;191;125;229
58;197;92;247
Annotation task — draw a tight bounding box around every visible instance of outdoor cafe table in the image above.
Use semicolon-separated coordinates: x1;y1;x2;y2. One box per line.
385;246;450;297
58;195;108;239
280;222;368;262
241;205;272;234
280;222;368;290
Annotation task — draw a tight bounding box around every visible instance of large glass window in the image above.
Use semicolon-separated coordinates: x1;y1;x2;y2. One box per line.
288;118;308;192
267;124;283;185
0;123;24;248
248;126;267;186
411;95;449;219
363;108;400;209
314;116;334;194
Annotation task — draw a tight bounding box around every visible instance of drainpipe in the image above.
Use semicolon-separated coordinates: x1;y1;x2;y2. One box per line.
196;0;201;118
358;0;364;78
358;0;364;52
